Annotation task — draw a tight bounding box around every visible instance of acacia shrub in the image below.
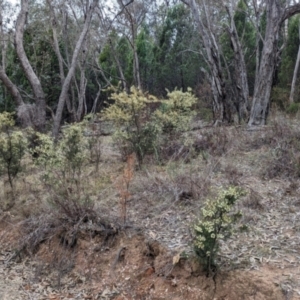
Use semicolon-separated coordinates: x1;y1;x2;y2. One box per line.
193;187;243;276
32;123;93;221
102;86;197;165
102;86;161;165
0;112;27;196
153;88;197;134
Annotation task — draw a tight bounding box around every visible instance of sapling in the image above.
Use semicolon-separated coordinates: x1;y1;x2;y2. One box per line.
0;113;27;197
193;186;244;276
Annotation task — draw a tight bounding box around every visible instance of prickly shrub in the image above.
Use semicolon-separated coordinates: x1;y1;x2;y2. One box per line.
154;88;197;134
193;187;244;275
102;86;160;166
32;123;92;220
102;87;198;165
0;112;27;191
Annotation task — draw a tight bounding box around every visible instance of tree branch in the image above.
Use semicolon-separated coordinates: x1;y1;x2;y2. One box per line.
282;3;300;23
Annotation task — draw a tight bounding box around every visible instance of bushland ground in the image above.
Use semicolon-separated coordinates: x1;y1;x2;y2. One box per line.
1;111;300;299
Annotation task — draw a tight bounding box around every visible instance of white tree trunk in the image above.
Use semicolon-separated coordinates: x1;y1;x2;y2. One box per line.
52;0;98;138
249;0;300;125
289;21;300;103
225;4;249;122
15;0;46;131
187;0;228;123
47;0;74;114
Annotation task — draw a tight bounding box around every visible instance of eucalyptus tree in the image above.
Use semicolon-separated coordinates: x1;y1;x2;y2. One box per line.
182;0;300;125
288;16;300;103
248;0;300;125
0;0;41;127
50;0;99;138
14;0;49;131
278;16;300;103
115;0;154;90
0;0;99;133
181;0;238;123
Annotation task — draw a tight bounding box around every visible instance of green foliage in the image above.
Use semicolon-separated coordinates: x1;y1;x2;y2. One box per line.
103;86;157;126
102;86;197;165
99;32;133;87
221;0;256;93
193;187;244;275
154;88;197;133
0;112;27;190
102;86;160;165
286;102;300;115
33;123;88;178
136;27;155;90
279;16;300;88
153;4;202;95
271;87;290;110
32;122;93;220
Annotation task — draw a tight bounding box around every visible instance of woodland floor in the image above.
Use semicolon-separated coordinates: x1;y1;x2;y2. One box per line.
1;112;300;299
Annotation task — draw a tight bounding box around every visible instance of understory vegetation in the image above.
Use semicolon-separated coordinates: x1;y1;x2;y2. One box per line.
2;83;300;283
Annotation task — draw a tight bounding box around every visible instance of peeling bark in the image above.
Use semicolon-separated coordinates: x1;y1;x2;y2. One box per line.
184;0;229;123
225;4;249;122
249;1;300;126
289;20;300;104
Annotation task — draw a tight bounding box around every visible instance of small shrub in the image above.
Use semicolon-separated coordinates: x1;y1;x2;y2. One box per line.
286;102;300;115
261;122;300;179
102;86;160;166
223;164;243;186
0;112;27;194
154;88;197;134
103;86;198;165
86;132;102;172
264;147;300;179
32;123;93;221
193;187;244;276
271;87;289;110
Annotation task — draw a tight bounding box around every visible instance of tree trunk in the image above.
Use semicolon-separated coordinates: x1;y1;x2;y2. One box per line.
185;0;229;123
52;0;98;138
0;3;34;128
249;0;300;126
0;69;24;107
117;0;143;90
289;21;300;104
109;38;128;91
76;64;88;120
133;39;142;90
226;5;249;122
0;67;37;128
47;0;73;114
15;0;46;131
61;6;74;116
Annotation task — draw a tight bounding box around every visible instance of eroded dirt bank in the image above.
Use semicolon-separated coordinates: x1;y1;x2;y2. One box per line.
0;220;288;300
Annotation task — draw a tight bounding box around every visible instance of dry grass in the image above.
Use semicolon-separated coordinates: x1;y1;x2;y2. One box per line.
2;113;300;296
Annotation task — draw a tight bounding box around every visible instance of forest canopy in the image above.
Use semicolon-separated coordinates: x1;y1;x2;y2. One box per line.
1;0;300;135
